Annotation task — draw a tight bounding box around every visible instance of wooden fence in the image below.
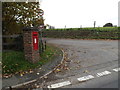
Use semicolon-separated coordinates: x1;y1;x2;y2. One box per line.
2;34;46;52
2;34;23;51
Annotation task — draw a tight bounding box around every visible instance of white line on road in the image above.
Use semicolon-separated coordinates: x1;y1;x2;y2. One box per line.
96;71;111;77
47;68;118;88
47;81;71;88
113;68;120;72
77;75;95;82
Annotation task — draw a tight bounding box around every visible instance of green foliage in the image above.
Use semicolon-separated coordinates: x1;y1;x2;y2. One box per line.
2;2;44;35
103;23;113;27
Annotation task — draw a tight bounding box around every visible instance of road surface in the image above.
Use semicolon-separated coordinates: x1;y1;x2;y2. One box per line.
33;38;119;89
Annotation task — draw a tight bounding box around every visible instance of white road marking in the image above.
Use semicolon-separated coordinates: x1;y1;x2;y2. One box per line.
96;71;111;77
113;68;120;72
47;81;71;88
47;68;117;88
77;75;94;82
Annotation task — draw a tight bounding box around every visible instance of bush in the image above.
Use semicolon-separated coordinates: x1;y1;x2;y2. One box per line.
103;23;113;27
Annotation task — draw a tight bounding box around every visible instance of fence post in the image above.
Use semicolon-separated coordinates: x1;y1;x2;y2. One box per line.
45;40;47;50
23;27;40;63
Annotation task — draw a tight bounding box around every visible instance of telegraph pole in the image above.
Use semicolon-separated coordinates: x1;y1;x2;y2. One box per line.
94;21;96;28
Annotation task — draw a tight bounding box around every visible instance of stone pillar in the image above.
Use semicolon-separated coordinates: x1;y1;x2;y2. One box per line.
23;27;40;63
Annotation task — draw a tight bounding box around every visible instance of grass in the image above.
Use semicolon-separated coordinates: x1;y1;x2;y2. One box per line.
2;45;60;75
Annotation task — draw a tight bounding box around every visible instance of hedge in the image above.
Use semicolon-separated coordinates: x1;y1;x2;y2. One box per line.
42;27;119;40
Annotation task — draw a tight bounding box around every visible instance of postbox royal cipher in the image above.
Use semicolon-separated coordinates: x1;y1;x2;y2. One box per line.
32;32;38;50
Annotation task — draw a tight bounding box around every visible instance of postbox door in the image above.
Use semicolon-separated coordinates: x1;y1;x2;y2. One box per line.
32;32;38;50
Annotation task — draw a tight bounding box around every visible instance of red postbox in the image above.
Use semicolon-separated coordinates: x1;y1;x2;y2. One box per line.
32;32;38;50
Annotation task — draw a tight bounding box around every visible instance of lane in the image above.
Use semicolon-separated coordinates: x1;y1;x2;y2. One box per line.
46;38;118;77
36;38;118;88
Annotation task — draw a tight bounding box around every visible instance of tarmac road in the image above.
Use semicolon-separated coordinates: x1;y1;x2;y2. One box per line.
35;38;119;89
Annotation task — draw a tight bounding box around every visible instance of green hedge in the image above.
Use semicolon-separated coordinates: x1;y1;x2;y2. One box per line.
42;27;119;40
45;27;118;31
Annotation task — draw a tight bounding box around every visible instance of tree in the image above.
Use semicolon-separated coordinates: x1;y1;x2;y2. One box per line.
45;24;50;29
103;23;113;27
2;2;44;35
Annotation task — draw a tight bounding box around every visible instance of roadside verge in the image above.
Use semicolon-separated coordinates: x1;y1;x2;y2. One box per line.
2;45;65;89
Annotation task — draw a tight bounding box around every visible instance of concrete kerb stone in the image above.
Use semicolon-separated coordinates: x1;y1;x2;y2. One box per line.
10;49;65;89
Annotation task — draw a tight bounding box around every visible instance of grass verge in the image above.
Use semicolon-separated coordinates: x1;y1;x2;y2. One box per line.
2;45;60;76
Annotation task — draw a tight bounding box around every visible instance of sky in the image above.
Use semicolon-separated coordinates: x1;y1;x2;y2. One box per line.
40;0;119;28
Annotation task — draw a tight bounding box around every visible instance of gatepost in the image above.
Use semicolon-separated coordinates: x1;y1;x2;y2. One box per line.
23;27;40;63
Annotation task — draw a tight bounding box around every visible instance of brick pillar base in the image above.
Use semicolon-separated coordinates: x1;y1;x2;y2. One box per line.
23;27;40;63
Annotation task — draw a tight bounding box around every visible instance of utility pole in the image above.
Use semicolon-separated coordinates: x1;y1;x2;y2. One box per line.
94;21;96;28
65;25;66;29
80;25;82;28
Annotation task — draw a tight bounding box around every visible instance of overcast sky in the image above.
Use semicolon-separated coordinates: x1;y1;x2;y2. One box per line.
40;0;119;28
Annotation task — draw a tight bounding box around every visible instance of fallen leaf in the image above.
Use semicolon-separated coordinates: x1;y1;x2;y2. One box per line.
56;69;61;72
25;71;28;74
44;76;48;79
34;83;37;86
37;73;40;75
3;66;6;68
36;85;40;88
8;74;12;78
65;67;69;70
30;70;33;73
4;75;9;78
64;64;67;67
84;70;89;73
15;72;19;74
20;73;23;77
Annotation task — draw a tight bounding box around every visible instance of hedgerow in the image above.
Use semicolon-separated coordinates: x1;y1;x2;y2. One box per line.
42;27;119;40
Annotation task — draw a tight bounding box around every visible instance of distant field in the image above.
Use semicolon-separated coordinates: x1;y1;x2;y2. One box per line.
43;27;119;40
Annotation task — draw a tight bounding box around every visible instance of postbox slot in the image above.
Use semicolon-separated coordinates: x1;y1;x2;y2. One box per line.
33;34;37;36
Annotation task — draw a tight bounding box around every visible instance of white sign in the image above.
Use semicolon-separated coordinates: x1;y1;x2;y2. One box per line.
34;38;37;43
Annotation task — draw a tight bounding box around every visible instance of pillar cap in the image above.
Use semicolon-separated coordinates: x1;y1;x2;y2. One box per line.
23;26;39;31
